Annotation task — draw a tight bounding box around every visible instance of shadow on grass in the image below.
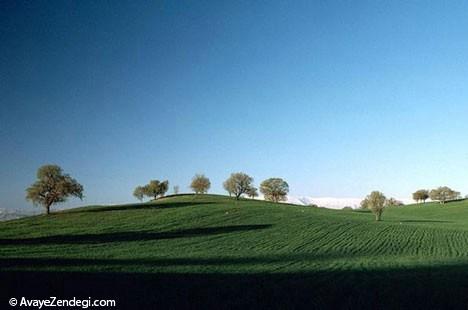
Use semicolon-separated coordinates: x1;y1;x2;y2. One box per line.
0;224;271;245
399;220;453;223
72;201;217;213
2;262;468;309
0;252;349;268
353;209;371;213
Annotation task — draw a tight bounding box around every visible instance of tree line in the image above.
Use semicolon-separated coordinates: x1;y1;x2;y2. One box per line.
25;164;464;218
412;187;461;204
133;172;289;203
25;165;291;215
360;186;462;221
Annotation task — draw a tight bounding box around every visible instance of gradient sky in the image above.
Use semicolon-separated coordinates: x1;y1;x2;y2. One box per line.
2;1;468;210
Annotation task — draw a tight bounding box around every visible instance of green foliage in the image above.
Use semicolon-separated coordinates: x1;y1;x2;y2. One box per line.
134;180;169;201
412;189;429;204
430;186;460;204
260;178;289;202
25;164;83;214
190;174;211;194
359;197;369;209
133;186;145;201
146;180;169;199
223;172;254;200
246;187;259;199
365;191;386;221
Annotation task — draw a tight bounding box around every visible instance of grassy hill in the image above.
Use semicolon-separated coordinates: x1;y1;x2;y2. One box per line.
2;194;468;309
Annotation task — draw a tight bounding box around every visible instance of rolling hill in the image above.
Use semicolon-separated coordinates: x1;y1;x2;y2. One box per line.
2;194;468;309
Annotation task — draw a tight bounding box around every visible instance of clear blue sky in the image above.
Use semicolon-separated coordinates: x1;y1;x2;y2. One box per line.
2;1;468;210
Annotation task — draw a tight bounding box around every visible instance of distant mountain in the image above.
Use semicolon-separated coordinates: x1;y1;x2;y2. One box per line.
286;196;362;209
287;196;412;209
0;208;38;222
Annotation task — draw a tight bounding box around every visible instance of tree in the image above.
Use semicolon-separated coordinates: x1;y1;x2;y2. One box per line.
223;172;254;200
190;174;211;194
158;180;169;197
359;198;369;209
26;165;84;215
144;180;163;199
246;187;259;199
146;180;168;199
134;180;169;201
385;197;404;207
412;189;429;204
365;191;386;221
173;185;179;195
429;186;460;204
133;186;145;201
260;178;289;203
223;179;234;197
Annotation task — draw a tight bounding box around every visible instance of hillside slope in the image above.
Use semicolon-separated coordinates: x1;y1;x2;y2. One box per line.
2;195;468;309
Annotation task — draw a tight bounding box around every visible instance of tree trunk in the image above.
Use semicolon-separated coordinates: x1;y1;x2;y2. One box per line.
45;203;51;215
375;213;381;221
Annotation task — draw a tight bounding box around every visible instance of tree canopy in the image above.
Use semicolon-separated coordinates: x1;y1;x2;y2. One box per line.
412;189;429;204
430;186;460;204
246;187;259;199
133;180;169;201
223;172;254;200
260;178;289;202
190;174;211;194
133;186;146;201
26;164;84;214
359;198;369;209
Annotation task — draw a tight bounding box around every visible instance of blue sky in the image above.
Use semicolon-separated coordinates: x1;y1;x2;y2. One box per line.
1;1;468;210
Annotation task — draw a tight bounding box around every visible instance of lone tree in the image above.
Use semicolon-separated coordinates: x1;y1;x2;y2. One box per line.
26;164;84;215
173;185;179;195
190;174;211;194
260;178;289;202
429;186;460;204
365;191;386;221
246;187;259;199
133;180;169;201
412;189;429;204
223;172;254;200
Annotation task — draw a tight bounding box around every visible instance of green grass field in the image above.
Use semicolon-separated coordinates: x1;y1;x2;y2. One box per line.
2;194;468;309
